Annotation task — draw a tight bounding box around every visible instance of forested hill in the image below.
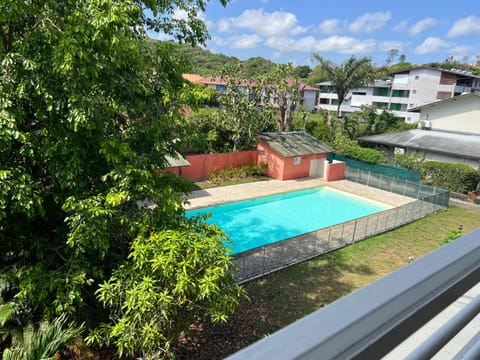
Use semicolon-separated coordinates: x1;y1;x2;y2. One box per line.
173;43;278;78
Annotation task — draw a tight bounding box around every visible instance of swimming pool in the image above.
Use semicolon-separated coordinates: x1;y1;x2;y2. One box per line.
186;187;390;254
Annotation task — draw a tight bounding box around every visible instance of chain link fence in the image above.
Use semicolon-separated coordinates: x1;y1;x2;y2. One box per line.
233;168;450;283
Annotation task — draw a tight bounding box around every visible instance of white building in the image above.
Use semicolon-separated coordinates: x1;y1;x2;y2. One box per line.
316;67;480;123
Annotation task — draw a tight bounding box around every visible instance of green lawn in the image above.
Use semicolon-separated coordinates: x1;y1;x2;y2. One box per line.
174;205;480;359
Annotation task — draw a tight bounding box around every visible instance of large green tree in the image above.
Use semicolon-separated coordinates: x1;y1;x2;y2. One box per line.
218;64;275;151
263;63;304;132
0;0;244;358
311;54;377;119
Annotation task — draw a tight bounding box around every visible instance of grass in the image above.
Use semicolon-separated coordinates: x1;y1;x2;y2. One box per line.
174;205;480;359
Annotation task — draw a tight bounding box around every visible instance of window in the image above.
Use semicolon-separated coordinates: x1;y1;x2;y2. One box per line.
373;88;389;96
294;157;301;165
319;98;329;104
436;91;452;99
373;102;388;109
389;103;404;111
331;99;339;105
392;89;409;98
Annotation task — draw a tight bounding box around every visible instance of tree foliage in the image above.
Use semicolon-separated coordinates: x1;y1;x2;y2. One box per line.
1;0;245;358
87;219;243;359
263;63;304;132
218;64;275;151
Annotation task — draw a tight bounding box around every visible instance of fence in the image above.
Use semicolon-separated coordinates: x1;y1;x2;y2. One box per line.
328;153;421;182
233;169;450;283
180;151;258;181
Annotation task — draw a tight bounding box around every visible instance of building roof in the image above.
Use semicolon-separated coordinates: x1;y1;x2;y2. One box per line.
358;129;480;160
165;152;191;168
408;91;480;112
259;131;334;157
390;66;480;79
182;73;205;83
315;79;392;88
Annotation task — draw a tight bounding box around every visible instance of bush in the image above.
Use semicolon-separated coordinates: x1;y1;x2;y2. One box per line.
392;153;424;172
341;145;387;164
422;161;480;194
209;164;267;183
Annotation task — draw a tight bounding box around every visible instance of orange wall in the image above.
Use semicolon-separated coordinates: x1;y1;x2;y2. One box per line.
325;160;346;181
257;140;327;180
169;151;258;181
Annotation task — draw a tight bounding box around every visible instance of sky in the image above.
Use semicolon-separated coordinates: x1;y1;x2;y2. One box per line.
149;0;480;68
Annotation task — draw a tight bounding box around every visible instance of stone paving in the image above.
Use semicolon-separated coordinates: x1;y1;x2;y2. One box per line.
185;178;414;210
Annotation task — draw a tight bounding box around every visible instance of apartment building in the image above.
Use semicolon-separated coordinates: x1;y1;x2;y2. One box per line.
316;67;480;123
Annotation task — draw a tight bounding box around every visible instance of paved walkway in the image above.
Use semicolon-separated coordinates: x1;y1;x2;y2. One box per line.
185;178;414;210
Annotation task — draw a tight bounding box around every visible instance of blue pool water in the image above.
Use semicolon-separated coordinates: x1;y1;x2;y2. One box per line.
186;187;389;254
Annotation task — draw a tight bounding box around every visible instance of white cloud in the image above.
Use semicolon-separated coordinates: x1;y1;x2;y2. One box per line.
265;35;381;55
217;18;234;32
409;17;437;36
414;37;451;54
217;9;307;37
318;19;343;34
348;12;391;33
215;34;263;49
377;40;407;53
393;20;408;32
447;16;480;37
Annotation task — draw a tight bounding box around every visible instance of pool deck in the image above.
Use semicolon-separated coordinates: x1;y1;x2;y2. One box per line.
185;178;415;210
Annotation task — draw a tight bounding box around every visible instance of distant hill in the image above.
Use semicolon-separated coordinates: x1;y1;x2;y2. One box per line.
173;43;278;78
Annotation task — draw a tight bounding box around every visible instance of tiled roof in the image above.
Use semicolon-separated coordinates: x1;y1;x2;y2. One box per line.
259;131;334;157
358;129;480;160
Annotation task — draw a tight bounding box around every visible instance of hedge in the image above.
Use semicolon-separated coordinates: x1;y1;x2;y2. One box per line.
342;145;387;164
422;161;480;194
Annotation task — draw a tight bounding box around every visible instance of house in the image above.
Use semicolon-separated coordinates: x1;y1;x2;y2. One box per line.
357;92;480;168
183;73;320;111
409;91;480;134
316;67;480;123
257;131;344;181
358;129;480;169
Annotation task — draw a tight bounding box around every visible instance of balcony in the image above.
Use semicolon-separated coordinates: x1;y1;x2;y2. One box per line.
227;227;480;359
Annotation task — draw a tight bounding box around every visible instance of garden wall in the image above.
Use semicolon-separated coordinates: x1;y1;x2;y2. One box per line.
171;151;258;181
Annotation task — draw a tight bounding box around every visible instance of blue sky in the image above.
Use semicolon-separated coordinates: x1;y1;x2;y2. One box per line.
150;0;480;67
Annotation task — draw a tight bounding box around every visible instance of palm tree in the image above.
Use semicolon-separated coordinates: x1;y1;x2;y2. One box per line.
312;54;377;120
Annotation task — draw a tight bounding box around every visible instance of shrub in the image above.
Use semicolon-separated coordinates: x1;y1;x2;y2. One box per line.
422;161;480;194
443;226;464;244
209;164;267;183
341;145;387;164
392;153;424;172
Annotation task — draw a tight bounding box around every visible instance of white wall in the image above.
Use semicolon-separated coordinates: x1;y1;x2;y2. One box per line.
419;96;480;134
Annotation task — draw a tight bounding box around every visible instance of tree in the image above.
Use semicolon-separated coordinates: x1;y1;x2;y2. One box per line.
218;64;275;151
264;63;304;132
293;65;312;79
311;54;377;118
385;49;399;65
0;0;244;358
88;219;243;359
